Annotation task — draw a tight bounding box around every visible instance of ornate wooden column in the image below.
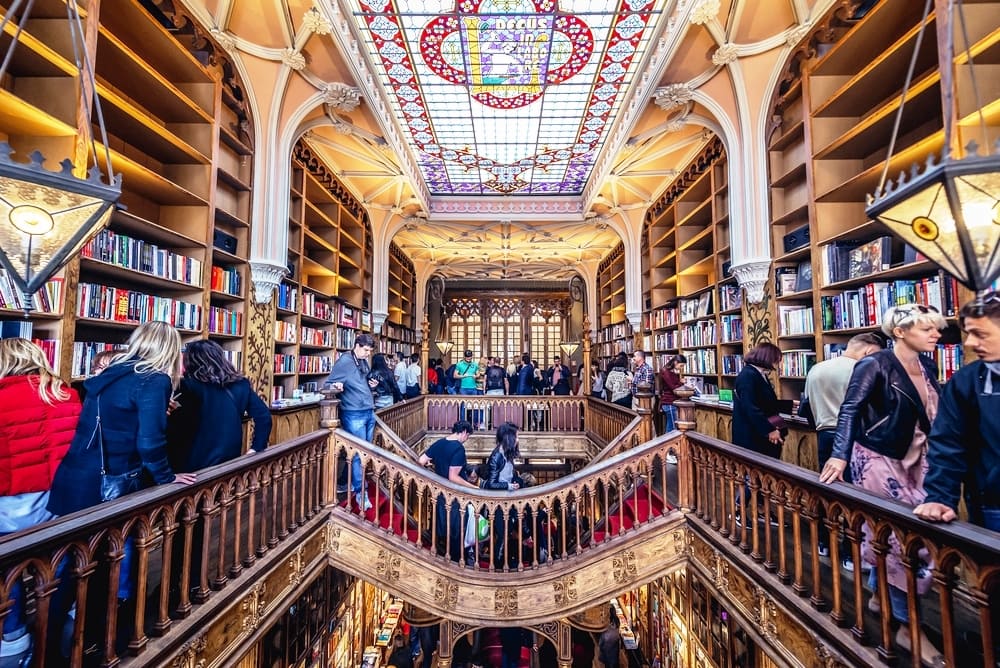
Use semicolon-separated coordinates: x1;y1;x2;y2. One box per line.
674;387;697;512
421;315;430;394
634;381;655;444
436;620;453;667
581;315;592;395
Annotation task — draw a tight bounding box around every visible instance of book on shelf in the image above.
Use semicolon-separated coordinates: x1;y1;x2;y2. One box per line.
208;306;243;336
775;267;797;296
338;303;357;328
0;320;32;339
777;304;814;336
277;283;298;311
847;237;892;279
720;314;743;343
210;266;242;295
71;341;127;378
361;311;372;330
719;284;742;311
780;349;815;377
794;260;813;292
819;271;960;330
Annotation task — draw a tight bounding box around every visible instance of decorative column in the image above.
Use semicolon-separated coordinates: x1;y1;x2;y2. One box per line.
634;381;656;444
420;315;430;394
674;386;697;512
435;620;453;668
557;620;573;668
581;315;592;395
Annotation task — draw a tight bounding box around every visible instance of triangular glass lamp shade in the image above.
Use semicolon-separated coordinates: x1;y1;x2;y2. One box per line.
0;146;120;298
867;152;1000;292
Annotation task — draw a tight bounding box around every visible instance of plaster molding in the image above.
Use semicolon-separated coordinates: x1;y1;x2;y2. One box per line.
321;82;361;112
372;311;389;333
281;48;306;71
689;0;721;25
786;22;812;48
730;260;771;305
209;27;236;53
249;260;289;304
711;43;739;66
653;83;695;111
302;5;332;35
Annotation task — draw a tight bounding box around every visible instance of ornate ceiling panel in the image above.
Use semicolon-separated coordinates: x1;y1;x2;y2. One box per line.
345;0;670;196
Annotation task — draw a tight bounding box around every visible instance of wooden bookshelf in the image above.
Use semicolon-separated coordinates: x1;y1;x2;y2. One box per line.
641;138;732;395
763;0;993;398
271;141;413;402
596;243;631;361
383;243;416;356
0;0;254;378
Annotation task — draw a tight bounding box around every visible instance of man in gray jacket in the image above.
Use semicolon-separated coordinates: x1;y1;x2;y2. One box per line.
326;333;378;510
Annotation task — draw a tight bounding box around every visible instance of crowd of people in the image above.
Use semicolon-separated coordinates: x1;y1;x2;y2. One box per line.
0;322;272;665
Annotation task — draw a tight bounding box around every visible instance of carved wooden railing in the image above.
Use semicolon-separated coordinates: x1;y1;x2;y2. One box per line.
372;415;421;462
332;429;683;573
682;430;1000;668
375;394;642;459
0;431;331;668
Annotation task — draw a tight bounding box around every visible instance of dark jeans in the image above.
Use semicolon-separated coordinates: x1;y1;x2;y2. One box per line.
435;495;463;563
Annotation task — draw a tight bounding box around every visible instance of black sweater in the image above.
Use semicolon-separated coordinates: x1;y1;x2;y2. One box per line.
167;377;272;472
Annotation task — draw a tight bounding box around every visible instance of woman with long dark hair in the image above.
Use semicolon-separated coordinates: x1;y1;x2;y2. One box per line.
483;422;522;567
168;340;272;472
369;353;402;409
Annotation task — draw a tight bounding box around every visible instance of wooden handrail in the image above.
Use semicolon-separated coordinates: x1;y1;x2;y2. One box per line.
332;428;681;573
0;430;330;667
684;430;1000;667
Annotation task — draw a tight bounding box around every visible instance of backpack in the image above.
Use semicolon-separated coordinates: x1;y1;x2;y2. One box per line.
605;370;630;402
485;365;506;391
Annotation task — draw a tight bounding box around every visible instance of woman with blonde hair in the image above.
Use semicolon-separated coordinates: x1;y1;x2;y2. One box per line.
0;338;81;663
820;303;946;665
48;322;196;612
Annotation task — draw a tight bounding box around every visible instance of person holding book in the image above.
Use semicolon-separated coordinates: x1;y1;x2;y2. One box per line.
916;293;1000;532
819;304;946;665
659;354;687;433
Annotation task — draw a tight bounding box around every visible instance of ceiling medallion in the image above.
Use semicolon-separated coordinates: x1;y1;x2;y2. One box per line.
419;0;593;110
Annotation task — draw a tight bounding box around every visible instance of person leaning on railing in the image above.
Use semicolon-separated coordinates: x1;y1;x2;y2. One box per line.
0;338;82;665
819;303;947;666
916;293;1000;532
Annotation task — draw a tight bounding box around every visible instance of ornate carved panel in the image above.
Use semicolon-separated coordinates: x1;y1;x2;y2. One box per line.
246;283;275;401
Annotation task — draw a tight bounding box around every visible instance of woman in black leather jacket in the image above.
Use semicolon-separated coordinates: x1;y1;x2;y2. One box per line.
369;353;401;409
483;422;521;568
819;303;946;665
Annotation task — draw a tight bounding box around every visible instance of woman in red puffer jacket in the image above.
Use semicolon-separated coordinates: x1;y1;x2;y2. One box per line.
0;337;81;659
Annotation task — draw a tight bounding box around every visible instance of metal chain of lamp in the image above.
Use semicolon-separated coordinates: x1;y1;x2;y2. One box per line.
0;0;121;313
865;0;1000;307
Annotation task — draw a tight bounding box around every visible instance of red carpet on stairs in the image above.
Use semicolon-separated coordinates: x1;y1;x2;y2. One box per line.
343;481;670;560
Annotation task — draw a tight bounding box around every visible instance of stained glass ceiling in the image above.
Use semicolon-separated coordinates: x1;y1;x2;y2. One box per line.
348;0;667;196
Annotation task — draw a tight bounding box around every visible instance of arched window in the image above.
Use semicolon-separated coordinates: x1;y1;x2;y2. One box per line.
489;312;521;365
446;298;482;359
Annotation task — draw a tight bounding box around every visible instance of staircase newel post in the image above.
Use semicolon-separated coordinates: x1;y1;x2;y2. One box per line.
581;315;592;396
634;381;655;445
319;388;340;505
674;387;696;512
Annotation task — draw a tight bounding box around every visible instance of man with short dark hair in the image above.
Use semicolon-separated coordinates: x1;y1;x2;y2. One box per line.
405;353;421;399
547;355;571;395
629;350;654;405
456;350;479;396
418;421;479;565
916;294;1000;531
326;333;379;511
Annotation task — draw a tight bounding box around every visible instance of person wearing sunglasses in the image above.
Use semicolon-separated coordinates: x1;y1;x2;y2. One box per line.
916;293;1000;532
819;303;946;665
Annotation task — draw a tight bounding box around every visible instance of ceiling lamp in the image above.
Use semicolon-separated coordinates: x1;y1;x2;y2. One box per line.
435;340;454;356
0;1;121;312
866;0;1000;306
559;341;579;357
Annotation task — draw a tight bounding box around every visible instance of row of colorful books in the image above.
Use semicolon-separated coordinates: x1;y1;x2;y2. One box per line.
76;283;203;331
207;306;243;336
680;320;716;348
0;272;64;313
82;229;203;287
210;265;242;296
780;350;816;378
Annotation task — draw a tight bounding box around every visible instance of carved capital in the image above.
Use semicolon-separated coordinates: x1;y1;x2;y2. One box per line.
612;550;638;584
653;83;694;111
209;27;236;53
712;43;739;66
372;310;389;333
282;48;307;70
303;6;332;35
250;261;289;304
288;547;305;587
553;575;578;606
322;82;361;112
689;0;720;24
730;260;771;305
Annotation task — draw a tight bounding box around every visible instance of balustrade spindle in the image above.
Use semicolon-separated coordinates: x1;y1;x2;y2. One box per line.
230;485;246;579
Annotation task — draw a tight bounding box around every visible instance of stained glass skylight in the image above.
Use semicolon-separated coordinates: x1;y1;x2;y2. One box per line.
349;0;667;196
